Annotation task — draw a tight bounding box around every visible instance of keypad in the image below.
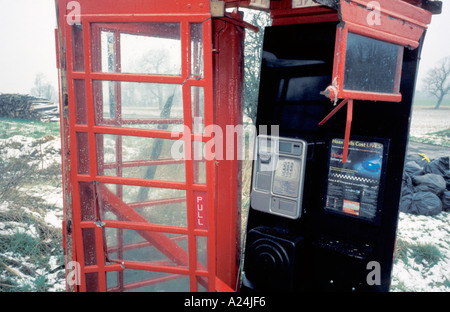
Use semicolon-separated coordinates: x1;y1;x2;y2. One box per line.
281;160;294;178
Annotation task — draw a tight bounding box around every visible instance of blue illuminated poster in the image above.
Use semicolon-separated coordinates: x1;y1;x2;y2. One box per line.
325;138;384;220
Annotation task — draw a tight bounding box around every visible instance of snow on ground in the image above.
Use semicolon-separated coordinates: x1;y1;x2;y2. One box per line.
391;211;450;292
24;184;64;229
0;134;61;169
410;107;450;146
1;105;449;292
0;130;64;292
390;106;450;291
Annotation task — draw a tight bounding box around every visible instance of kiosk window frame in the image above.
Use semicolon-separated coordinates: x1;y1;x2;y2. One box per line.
330;24;404;102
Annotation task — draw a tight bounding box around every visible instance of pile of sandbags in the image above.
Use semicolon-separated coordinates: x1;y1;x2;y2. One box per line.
400;155;450;216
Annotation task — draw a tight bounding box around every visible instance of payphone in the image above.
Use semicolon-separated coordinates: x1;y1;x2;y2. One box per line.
251;135;307;219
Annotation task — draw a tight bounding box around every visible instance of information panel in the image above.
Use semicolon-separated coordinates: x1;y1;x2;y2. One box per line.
325;138;385;221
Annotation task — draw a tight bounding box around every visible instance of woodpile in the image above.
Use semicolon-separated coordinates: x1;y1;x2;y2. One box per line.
0;94;59;122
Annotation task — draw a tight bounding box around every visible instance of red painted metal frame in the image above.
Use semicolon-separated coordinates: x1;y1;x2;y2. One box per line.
61;0;211;15
319;98;353;163
271;3;339;26
212;10;245;290
330;23;404;103
341;0;431;47
326;0;432;103
57;0;222;290
317;0;432;162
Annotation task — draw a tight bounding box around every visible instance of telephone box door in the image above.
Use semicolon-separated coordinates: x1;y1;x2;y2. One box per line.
56;0;219;292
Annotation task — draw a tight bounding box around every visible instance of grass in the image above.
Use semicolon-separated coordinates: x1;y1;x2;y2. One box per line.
395;238;443;269
0;117;60;139
0;232;42;263
394;239;411;265
408;97;450;146
410;243;442;268
409;128;450;147
444;279;450;288
0;223;64;292
0;117;64;292
430;128;450;138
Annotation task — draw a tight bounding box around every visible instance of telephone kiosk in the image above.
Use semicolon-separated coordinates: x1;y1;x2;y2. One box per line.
241;0;442;292
55;0;441;292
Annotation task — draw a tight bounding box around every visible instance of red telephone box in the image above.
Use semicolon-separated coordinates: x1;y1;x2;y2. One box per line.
55;0;248;292
55;0;441;292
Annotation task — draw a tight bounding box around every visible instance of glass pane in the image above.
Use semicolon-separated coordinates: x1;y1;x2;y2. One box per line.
343;32;402;94
193;141;206;184
196;236;207;270
121;32;181;75
93;79;116;120
193;160;206;185
76;132;89;174
72;25;84;72
93;23;181;75
80;182;96;221
191;86;204;134
105;228;189;267
101;30;115;73
190;23;204;78
197;276;209;292
99;183;187;227
74;80;87;125
96;134;186;182
82;228;97;266
107;270;189;292
85;272;99;292
93;80;184;131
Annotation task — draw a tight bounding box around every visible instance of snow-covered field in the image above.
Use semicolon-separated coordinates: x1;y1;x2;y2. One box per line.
390;107;450;292
392;212;450;291
410;107;450;146
0;105;449;291
0;128;65;291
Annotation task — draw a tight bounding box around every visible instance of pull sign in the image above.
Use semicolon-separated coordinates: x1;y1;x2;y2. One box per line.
194;191;207;230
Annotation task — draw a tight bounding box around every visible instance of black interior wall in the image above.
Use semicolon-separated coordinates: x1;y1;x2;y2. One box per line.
243;21;423;292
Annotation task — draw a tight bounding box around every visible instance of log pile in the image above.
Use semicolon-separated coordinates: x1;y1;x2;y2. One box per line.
0;94;59;122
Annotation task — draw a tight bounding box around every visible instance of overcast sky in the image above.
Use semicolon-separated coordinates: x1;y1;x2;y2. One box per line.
0;0;449;95
0;1;58;94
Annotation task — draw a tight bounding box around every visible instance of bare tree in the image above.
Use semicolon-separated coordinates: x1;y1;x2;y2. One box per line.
423;56;450;109
30;73;46;98
30;73;57;102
